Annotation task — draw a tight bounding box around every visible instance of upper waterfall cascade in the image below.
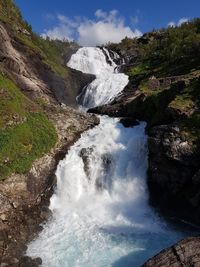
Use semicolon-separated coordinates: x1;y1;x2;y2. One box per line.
67;47;129;108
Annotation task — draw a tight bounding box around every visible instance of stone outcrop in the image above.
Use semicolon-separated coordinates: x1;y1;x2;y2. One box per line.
143;237;200;267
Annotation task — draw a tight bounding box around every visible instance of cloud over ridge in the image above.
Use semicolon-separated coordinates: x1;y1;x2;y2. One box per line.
42;9;142;46
168;17;189;27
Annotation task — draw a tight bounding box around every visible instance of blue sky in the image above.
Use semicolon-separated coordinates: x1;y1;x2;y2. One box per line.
15;0;200;46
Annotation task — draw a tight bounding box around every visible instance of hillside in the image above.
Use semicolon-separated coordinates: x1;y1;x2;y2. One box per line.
0;1;98;266
89;19;200;225
0;0;97;181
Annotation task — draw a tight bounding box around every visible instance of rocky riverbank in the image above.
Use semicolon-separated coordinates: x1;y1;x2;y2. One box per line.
0;105;99;267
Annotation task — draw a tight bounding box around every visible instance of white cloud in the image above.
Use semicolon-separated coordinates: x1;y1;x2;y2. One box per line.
42;25;73;41
178;17;189;26
42;10;142;46
95;9;107;19
167;17;189;27
167;21;176;27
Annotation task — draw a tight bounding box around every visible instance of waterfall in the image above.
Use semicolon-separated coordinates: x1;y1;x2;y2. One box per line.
67;47;129;108
27;47;186;267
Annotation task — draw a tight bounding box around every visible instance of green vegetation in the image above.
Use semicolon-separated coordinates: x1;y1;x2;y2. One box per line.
0;0;32;31
0;74;57;180
109;18;200;77
0;0;77;78
169;94;195;112
0;74;36;126
128;63;150;76
0;1;73;180
108;19;200;151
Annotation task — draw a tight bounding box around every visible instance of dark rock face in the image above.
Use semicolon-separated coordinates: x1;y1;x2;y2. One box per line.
95;153;112;191
79;147;94;178
18;256;42;267
148;124;200;223
143;237;200;267
119;117;140;128
88;89;143;117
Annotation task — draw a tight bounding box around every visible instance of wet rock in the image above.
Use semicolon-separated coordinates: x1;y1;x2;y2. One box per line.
143;237;200;267
18;256;42;267
120;117;139;128
79;147;94;178
96;153;112;191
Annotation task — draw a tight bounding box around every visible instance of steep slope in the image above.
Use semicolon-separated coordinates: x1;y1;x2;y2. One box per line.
0;0;97;182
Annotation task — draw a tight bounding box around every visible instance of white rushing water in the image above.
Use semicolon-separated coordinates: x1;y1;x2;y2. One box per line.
67;47;129;108
27;47;187;267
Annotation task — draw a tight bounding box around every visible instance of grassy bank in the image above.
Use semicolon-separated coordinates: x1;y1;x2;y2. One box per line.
0;74;57;180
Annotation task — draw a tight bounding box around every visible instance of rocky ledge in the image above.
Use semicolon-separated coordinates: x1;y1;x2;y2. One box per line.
0;105;99;267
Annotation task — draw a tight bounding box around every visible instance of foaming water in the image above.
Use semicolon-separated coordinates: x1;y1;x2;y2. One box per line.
27;47;189;266
27;117;186;267
67;47;128;108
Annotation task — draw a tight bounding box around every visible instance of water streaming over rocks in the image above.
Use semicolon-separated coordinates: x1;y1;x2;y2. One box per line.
27;47;188;267
67;47;129;108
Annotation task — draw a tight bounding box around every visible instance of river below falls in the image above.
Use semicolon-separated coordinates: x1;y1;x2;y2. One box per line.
27;47;196;267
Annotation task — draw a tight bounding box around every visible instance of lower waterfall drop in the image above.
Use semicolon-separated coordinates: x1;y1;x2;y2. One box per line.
27;118;185;267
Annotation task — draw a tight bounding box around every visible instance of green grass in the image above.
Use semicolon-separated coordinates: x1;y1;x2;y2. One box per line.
139;81;161;95
128;63;150;76
0;112;57;180
0;0;32;31
0;74;37;127
169;94;195;112
0;1;72;180
0;74;57;180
